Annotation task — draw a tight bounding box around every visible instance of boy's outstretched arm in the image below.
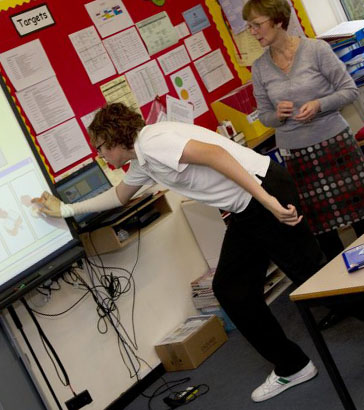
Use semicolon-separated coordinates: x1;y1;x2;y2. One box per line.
32;182;142;218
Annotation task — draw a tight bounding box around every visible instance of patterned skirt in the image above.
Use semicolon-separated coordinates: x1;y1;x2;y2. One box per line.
281;128;364;235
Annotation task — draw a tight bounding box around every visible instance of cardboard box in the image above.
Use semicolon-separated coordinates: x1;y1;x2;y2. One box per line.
155;315;227;371
199;306;236;333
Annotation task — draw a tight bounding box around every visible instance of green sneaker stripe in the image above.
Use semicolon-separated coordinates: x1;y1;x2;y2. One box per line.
277;377;290;385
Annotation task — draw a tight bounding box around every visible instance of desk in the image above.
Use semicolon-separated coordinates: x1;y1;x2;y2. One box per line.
290;234;364;410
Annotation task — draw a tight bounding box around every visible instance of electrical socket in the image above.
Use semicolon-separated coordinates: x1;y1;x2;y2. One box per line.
65;390;92;410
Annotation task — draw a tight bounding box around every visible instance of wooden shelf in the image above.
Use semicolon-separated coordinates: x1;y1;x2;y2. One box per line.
266;262;278;278
265;276;292;305
264;269;285;294
79;191;171;257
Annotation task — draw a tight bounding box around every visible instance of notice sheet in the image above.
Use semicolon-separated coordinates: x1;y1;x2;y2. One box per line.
125;60;168;107
136;11;178;55
0;39;55;91
184;31;211;61
37;118;92;173
166;95;193;124
194;49;234;92
157;45;191;75
69;26;116;84
103;27;150;74
100;75;141;114
16;77;74;134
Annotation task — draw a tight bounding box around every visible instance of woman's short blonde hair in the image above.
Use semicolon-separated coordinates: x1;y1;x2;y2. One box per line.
243;0;291;30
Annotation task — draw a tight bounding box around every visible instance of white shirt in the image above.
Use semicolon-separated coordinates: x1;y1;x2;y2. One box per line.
124;122;270;213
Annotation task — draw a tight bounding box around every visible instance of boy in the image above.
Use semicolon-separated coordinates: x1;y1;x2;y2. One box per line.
33;103;322;402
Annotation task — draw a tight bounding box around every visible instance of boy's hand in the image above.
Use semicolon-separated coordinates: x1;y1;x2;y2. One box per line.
31;192;62;218
265;196;303;226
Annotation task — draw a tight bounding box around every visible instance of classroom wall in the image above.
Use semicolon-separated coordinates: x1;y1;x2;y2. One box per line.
302;0;364;134
301;0;341;35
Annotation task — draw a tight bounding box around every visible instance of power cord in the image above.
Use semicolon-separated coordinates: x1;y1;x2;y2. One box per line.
141;377;190;410
163;384;210;409
140;378;209;410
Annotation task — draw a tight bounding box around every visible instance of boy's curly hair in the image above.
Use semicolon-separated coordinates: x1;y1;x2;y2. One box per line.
88;103;145;150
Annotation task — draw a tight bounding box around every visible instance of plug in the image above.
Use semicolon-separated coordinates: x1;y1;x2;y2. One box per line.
65;390;92;410
163;386;199;408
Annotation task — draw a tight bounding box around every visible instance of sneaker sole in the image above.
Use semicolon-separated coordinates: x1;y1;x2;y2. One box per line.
251;367;318;402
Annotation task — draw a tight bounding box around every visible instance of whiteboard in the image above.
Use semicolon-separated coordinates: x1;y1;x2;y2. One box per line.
0;78;78;297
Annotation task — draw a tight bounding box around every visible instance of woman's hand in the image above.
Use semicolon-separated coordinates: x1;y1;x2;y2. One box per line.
263;195;303;226
276;101;294;121
31;191;62;217
294;100;320;122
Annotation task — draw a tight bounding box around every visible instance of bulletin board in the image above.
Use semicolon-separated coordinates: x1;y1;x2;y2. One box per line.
0;0;31;10
0;0;243;180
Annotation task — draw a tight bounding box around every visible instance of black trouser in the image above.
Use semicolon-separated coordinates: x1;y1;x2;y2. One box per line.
213;160;324;376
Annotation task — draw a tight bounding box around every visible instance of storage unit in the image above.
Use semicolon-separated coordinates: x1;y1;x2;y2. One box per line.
182;200;291;304
79;191;172;256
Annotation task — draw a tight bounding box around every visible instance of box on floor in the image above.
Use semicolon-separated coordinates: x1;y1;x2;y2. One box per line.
155;315;227;372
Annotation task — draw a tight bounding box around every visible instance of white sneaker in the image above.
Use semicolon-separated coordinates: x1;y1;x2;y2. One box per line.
251;360;318;402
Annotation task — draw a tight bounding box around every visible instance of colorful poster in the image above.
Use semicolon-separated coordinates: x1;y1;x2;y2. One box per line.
85;0;134;38
170;66;208;118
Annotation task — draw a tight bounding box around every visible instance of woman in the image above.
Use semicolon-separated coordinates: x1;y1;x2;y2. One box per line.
244;0;364;262
33;103;324;402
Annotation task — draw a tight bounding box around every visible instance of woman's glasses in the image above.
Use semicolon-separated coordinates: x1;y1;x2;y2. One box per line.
247;18;271;32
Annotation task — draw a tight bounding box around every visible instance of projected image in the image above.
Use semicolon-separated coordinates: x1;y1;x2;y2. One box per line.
0;208;22;236
0;81;75;290
0;185;34;254
11;170;67;233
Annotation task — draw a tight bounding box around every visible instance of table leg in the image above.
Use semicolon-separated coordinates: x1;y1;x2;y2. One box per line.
296;301;357;410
